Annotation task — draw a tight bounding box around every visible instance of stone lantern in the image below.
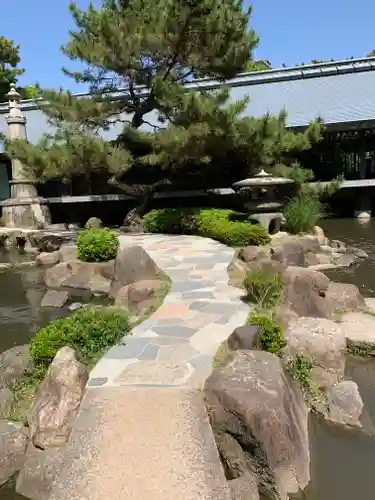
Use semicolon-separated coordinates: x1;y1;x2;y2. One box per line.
232;170;294;234
1;84;51;228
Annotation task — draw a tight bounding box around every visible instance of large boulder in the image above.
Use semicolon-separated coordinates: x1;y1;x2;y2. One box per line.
271;241;305;267
0;345;32;388
326;380;364;429
28;347;88;450
45;260;114;295
325;282;366;314
115;279;165;315
0;421;28;486
109;245;165;298
281;266;331;318
284;317;346;390
205;350;310;500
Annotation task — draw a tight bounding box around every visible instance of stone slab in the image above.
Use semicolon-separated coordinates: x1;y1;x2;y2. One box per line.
114;360;194;386
49;387;232;500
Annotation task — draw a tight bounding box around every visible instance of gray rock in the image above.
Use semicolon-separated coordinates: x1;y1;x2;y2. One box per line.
226;324;260;351
68;302;83;312
109;245;165;298
271;241;305;267
285;317;346;390
16;444;65;500
312;225;327;246
326;282;366;314
115;279;164;314
0;421;28;486
305;252;332;267
45;260;114;295
36;251;61;267
334;252;356;268
228;473;260;500
0;388;15;416
205;350;310;500
239;246;269;263
227;258;248;288
326;380;364;428
349;247;368;259
84;217;103;229
281;266;331;319
28;347;88;450
0;345;32;388
330;239;347;253
41;290;69;308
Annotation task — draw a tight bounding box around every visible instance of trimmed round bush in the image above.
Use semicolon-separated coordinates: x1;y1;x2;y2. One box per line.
85;216;103;229
30;307;131;368
195;209;270;247
77;228;119;262
143;208;270;247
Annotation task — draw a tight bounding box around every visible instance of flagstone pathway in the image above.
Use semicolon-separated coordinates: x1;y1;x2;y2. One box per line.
88;234;249;389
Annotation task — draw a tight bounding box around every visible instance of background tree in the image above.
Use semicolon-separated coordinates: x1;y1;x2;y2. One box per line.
0;35;24;102
2;0;323;223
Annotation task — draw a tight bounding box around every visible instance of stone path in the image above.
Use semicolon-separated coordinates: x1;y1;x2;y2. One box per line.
89;234;249;388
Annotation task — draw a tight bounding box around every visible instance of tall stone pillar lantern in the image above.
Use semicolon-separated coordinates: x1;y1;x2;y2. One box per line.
1;84;51;228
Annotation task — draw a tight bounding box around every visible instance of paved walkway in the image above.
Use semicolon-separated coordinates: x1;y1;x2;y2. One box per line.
89;234;249;388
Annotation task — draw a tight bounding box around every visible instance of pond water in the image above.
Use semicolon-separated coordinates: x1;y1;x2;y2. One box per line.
301;218;375;500
2;220;375;499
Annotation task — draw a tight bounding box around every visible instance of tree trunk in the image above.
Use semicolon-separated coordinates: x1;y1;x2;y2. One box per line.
108;178;172;232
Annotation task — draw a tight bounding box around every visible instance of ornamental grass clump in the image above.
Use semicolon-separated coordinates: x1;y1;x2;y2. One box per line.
77;228;119;262
283;194;323;234
243;268;283;309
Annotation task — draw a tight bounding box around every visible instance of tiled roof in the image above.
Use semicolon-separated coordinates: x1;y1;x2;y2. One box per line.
2;57;375;149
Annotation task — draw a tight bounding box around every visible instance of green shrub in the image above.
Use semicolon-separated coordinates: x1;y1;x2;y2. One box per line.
143;208;197;234
143;208;270;247
30;308;131;368
244;268;283;309
283;194;323;234
248;313;286;356
77;228;119;262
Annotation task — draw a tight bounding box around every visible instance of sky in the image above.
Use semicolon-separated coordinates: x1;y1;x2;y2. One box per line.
1;0;375;93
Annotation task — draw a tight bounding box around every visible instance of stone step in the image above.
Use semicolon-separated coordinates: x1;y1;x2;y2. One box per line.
48;386;231;500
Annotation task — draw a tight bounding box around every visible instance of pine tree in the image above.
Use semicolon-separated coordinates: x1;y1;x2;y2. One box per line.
0;36;24;102
1;0;323;224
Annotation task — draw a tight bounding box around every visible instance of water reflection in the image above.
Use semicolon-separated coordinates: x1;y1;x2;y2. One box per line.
321;218;375;296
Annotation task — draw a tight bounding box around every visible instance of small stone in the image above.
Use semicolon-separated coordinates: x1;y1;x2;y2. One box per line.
0;345;32;388
41;290;69;308
84;217;103;229
227;324;260;351
312;225;327;245
68;302;83;312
